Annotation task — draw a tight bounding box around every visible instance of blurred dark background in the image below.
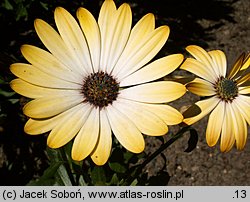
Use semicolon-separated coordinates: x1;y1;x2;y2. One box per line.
0;0;249;185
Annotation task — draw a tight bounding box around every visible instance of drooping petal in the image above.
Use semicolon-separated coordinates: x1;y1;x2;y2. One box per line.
228;53;246;79
10;79;78;99
24;103;86;135
229;102;247;150
72;107;100;161
10;63;82;89
77;7;101;72
119;81;186;103
236;73;250;86
55;7;93;74
114;26;170;80
180;58;217;83
206;101;225;147
120;54;184;87
21;44;82;83
23;94;83;119
113;98;168;136
34;19;85;76
208;50;227;78
106;3;132;73
106;105;145;153
186;45;218;77
183;97;220;125
47;103;92;148
240;52;250;70
98;0;117;71
186;78;216;97
91;109;112;165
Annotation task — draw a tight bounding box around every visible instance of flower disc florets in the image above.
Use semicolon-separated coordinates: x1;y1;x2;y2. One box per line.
215;77;238;102
82;71;119;108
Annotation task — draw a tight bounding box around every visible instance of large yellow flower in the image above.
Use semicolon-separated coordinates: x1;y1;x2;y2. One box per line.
181;45;250;152
10;0;186;165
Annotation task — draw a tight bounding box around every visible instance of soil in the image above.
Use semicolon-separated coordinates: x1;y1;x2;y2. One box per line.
145;0;250;185
0;0;250;185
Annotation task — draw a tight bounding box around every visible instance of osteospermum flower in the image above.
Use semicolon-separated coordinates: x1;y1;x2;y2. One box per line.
10;0;186;165
181;45;250;152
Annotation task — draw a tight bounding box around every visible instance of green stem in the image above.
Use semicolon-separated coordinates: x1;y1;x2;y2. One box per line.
123;126;190;185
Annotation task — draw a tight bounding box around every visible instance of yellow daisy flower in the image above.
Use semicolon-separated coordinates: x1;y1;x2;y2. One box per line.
10;0;186;165
181;45;250;152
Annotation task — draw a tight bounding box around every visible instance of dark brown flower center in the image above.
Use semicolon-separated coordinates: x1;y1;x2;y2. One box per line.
215;77;238;102
82;71;119;108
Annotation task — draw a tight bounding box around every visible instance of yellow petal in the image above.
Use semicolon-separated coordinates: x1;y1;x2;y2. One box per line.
113;99;168;136
240;52;250;70
220;104;235;152
72;108;100;161
114;26;170;80
21;45;82;83
47;103;92;148
91;109;112;165
24;103;85;135
120;54;184;87
113;12;155;77
239;86;250;94
119;81;186;103
233;95;250;125
186;45;218;77
128;13;155;39
10;79;78;99
229;102;247;150
106;3;132;73
208;50;227;77
23;94;83;119
140;103;183;125
228;53;245;79
236;73;250;86
180;58;217;83
106;105;145;153
34;19;84;75
206;101;225;147
186;78;216;96
98;0;117;71
183;97;220;125
55;7;93;74
10;63;82;89
77;7;101;72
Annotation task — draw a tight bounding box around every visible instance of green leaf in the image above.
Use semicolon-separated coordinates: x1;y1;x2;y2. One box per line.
16;3;28;21
108;173;119;185
109;162;127;174
46;147;73;185
78;175;87;186
90;166;106;185
56;164;72;186
27;161;62;186
2;0;13;10
40;2;49;10
0;90;15;97
130;179;138;186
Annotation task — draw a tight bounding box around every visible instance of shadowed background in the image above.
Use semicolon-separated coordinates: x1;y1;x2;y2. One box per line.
0;0;249;185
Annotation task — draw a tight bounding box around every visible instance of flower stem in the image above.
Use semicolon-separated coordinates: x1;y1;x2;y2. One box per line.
123;126;190;185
